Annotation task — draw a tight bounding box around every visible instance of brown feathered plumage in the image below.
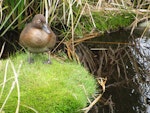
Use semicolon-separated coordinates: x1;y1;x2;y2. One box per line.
19;14;56;64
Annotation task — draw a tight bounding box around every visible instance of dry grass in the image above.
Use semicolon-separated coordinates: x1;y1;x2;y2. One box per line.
0;1;150;112
0;44;23;113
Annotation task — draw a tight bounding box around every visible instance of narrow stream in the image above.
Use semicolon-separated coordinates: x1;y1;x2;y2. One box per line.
79;28;150;113
101;29;150;113
131;36;150;113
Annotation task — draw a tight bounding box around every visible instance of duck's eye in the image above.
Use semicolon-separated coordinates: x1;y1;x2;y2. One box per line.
37;19;41;23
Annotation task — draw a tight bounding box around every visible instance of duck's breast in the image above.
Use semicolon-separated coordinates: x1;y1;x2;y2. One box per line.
20;26;50;48
47;30;56;49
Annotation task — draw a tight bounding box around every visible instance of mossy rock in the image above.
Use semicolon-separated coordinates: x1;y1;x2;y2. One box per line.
0;53;97;113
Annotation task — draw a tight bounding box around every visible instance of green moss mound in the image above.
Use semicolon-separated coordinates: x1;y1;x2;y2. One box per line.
0;53;97;113
75;11;135;35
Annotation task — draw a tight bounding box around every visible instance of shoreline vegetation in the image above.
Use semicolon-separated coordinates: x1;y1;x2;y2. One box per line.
1;0;149;59
1;0;149;37
0;0;150;112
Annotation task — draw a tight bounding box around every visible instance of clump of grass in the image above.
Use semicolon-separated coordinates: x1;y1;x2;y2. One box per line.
76;11;135;34
0;53;97;113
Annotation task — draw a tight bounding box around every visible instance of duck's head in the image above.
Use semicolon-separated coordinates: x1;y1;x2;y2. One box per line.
32;14;51;34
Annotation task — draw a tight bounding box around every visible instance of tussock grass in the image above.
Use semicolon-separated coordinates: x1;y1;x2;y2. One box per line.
0;53;97;113
1;0;149;37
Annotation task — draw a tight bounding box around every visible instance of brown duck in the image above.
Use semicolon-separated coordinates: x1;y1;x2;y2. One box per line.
19;14;56;64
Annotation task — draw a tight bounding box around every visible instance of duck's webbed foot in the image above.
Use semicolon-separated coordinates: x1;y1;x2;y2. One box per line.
43;59;51;64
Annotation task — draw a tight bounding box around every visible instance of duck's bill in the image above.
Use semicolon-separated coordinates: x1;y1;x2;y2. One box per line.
42;24;51;34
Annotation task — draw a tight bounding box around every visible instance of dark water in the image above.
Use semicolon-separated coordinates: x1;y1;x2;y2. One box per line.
131;37;150;113
83;29;150;113
0;30;20;58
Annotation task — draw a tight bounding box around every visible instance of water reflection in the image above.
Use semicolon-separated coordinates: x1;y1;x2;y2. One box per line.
82;29;150;113
132;37;150;113
133;37;150;70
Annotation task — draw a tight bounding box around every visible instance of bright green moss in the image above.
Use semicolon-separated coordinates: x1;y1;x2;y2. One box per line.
75;11;135;35
0;53;97;113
